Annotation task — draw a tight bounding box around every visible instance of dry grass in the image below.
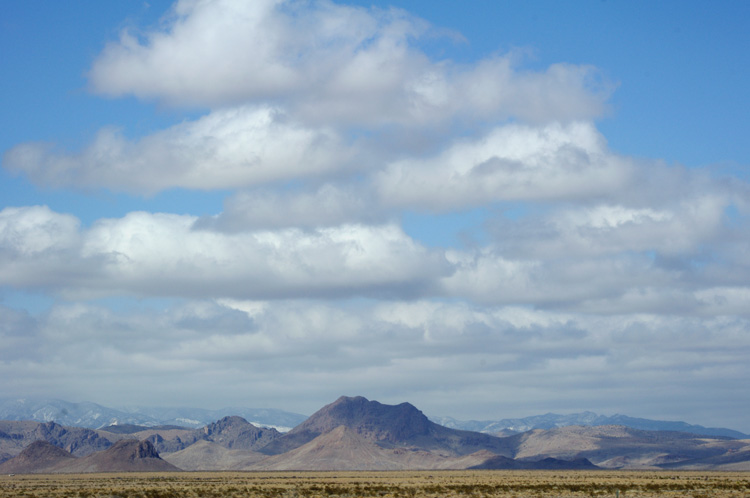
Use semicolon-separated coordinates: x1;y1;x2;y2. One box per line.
1;470;749;498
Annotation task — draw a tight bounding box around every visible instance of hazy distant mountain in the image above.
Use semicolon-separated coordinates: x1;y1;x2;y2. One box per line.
431;411;749;439
0;398;307;431
504;424;750;469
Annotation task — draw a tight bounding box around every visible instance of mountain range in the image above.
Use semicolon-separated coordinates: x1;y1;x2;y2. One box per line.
2;395;749;472
0;398;306;431
431;412;749;439
2;396;745;439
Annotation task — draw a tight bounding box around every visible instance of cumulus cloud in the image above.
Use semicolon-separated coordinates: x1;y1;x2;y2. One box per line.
375;121;634;210
0;206;448;299
87;0;611;125
4;1;614;197
4;106;354;193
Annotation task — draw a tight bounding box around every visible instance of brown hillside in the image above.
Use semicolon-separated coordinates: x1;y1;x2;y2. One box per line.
163;440;266;470
249;425;494;471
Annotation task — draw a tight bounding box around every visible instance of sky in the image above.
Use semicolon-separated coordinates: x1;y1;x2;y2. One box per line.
1;0;750;432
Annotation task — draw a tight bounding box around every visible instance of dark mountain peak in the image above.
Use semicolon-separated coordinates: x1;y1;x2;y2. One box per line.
199;415;281;450
59;438;182;472
19;440;74;461
106;439;161;461
26;420;111;457
292;396;431;443
203;416;253;436
34;420;66;438
0;440;75;474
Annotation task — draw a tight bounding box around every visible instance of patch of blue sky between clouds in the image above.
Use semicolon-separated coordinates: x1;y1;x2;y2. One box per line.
402;208;488;249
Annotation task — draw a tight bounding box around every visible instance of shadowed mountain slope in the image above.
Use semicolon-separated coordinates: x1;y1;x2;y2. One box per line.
470;454;599;470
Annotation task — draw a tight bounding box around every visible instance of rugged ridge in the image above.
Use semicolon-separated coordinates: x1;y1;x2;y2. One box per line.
142;415;282;454
0;420;111;464
258;396;514;458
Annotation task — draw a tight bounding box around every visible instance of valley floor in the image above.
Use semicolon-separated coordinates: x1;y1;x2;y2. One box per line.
2;470;750;498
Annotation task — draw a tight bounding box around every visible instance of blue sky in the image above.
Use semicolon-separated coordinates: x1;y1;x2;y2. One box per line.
1;0;750;432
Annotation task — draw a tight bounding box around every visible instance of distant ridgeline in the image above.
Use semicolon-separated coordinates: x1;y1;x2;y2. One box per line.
2;396;750;471
1;397;745;439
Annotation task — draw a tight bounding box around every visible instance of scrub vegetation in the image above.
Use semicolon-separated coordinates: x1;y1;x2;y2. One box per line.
2;471;750;498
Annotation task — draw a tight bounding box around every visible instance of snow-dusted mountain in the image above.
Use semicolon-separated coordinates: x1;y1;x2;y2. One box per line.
0;398;307;432
430;411;748;439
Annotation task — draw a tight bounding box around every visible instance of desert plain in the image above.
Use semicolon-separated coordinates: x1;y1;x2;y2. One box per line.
2;470;750;498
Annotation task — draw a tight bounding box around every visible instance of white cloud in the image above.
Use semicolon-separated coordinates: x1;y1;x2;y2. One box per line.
375;121;634;210
0;207;448;299
87;0;610;125
489;196;728;262
5;1;613;196
4;106;353;193
0;205;80;255
198;183;380;230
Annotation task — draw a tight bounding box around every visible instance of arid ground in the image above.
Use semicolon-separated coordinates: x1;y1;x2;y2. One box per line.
2;470;749;498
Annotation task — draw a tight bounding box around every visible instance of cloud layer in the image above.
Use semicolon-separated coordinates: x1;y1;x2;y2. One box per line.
2;0;749;431
2;298;748;429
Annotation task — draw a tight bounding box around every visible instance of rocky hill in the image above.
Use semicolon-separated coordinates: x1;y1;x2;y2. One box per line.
0;439;179;473
258;396;514;458
135;415;282;454
62;439;181;472
0;420;111;464
0;440;75;474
